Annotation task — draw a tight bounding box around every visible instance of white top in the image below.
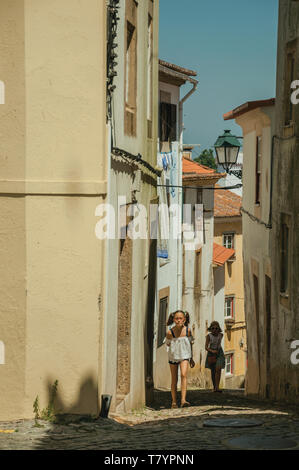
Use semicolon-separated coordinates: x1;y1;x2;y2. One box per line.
166;327;193;362
208;332;223;350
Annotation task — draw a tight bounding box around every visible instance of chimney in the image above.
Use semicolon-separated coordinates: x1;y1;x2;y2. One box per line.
183;145;193;160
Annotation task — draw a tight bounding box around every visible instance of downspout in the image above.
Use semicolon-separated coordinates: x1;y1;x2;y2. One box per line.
177;79;198;309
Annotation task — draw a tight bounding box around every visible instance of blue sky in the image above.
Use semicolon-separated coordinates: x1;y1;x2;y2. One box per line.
159;0;279;154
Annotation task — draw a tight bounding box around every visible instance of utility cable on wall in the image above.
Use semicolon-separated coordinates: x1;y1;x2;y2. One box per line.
157;183;243;191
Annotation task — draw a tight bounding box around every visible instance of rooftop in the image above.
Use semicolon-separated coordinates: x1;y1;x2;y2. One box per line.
183;157;225;180
223;98;275;121
213;243;235;266
159;59;197;77
214;185;242;218
159;59;198;87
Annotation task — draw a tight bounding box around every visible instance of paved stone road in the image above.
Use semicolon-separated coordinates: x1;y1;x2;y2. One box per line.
0;389;298;450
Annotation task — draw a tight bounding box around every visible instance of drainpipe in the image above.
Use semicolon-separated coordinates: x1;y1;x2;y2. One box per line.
177;79;198;310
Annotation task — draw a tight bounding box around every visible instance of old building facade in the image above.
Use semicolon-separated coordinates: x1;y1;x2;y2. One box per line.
223;99;275;398
181;153;225;388
103;0;160;413
0;0;161;421
0;0;107;420
269;0;299;403
222;0;299;403
153;61;198;390
214;187;247;389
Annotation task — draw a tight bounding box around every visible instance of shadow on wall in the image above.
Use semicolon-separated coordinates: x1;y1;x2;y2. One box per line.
41;374;99;418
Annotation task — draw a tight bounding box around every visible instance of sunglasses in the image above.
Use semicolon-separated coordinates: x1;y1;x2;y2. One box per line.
211;327;219;330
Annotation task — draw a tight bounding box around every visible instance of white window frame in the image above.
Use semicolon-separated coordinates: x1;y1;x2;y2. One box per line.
225;296;235;319
225;353;234;376
223;232;235;250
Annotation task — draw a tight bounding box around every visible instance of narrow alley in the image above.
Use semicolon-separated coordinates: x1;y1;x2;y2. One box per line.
0;0;298;455
0;390;298;451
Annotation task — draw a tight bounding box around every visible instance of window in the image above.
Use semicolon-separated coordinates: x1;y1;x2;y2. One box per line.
225;354;233;375
159;102;177;142
280;214;291;294
225;296;234;318
284;40;297;126
223;233;234;249
147;7;153;138
255;136;262;204
157;296;168;348
124;0;138;136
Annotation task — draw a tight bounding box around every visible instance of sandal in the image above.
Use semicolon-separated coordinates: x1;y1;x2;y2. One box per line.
171;403;178;409
181;401;191;407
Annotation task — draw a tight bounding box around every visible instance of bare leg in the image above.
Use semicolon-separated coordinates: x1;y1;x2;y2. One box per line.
211;365;216;390
180;360;189;405
215;367;222;391
169;363;178;406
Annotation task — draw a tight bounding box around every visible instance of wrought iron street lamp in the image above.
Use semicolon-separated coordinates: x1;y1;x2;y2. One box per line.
214;130;241;174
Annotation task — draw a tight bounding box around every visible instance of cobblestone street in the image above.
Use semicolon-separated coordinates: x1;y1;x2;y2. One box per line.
0;389;298;450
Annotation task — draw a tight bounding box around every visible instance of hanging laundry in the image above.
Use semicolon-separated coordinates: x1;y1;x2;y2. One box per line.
157;153;163;169
162;155;168;171
165;152;172;168
160;151;173;171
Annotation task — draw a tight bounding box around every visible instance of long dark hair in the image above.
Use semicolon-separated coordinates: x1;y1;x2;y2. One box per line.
167;310;190;326
207;321;222;333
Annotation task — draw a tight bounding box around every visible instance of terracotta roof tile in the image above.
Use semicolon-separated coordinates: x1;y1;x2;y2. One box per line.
183;157;220;176
214;185;242;217
213;243;235;266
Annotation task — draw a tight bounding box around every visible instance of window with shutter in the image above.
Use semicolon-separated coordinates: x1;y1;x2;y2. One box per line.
159;102;177;142
124;0;138;136
147;7;153;138
255;136;262;204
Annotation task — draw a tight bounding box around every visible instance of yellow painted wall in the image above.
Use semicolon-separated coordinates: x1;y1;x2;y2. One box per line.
0;0;107;420
0;0;26;421
214;218;247;387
